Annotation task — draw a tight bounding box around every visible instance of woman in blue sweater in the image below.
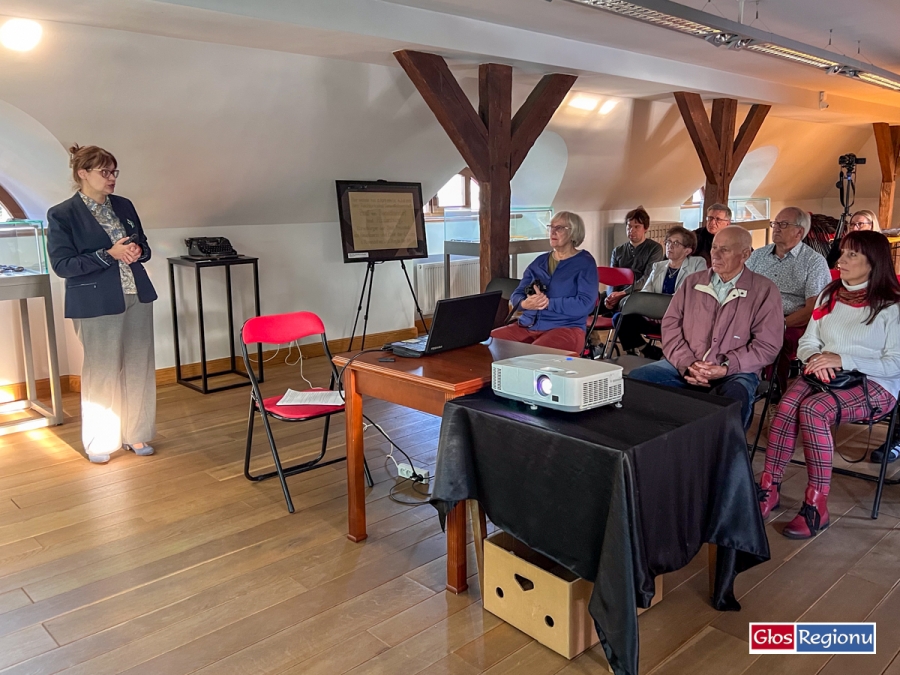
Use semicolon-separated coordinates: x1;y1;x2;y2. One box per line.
491;211;598;353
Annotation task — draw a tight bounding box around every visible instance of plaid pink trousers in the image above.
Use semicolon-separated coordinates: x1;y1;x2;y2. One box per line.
763;378;895;492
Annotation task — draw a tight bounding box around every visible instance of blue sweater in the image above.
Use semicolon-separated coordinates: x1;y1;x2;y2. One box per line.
511;250;598;331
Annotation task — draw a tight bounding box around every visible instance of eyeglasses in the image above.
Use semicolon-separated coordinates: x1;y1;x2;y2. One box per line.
546;225;570;234
849;220;873;230
706;216;730;224
664;239;685;248
92;168;120;179
770;220;801;230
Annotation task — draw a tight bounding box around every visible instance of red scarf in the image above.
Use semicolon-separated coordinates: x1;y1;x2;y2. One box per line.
811;285;869;320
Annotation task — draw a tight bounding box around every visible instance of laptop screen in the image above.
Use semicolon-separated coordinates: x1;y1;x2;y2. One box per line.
426;291;504;353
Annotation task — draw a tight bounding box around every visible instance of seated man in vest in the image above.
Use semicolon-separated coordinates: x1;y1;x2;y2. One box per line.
693;202;732;266
629;226;784;430
746;207;831;397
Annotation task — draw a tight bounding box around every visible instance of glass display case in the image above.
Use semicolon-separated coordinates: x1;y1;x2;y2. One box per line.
0;220;49;277
440;207;553;296
0;218;62;433
442;206;553;245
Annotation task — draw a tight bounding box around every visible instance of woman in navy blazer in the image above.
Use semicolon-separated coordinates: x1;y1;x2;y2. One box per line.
47;145;158;464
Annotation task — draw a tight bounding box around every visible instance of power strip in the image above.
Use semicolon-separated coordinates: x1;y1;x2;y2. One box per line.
397;463;430;482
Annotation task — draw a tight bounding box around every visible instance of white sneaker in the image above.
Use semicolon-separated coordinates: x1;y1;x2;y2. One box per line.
88;454;111;464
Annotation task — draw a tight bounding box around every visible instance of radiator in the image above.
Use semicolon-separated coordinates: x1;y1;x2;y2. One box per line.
415;258;480;314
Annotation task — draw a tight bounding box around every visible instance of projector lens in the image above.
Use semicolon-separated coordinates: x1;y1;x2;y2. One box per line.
536;374;552;396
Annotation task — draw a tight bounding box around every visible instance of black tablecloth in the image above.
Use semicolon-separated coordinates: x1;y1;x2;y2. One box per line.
431;381;769;675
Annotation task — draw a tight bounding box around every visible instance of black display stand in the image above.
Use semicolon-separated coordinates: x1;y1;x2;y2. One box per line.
168;256;262;394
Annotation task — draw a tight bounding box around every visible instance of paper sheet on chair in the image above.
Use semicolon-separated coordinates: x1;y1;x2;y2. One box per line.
277;389;344;406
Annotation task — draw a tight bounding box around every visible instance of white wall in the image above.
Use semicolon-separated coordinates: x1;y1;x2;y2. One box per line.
3;19;900;383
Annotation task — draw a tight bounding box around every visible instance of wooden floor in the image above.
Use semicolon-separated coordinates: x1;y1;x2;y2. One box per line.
2;355;900;675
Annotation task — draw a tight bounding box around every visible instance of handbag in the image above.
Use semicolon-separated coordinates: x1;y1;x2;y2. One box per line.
802;369;880;464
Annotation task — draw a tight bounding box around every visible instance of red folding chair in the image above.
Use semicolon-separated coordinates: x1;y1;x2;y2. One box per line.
241;311;372;513
585;267;635;358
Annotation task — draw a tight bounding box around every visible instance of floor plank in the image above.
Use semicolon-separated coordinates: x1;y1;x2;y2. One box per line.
1;358;900;675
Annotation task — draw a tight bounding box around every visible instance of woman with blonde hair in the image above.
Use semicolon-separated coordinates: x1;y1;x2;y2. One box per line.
491;211;598;353
848;210;881;232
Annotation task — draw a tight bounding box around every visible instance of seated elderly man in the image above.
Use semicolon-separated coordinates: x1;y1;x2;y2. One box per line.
694;203;732;266
746;207;830;395
629;226;784;429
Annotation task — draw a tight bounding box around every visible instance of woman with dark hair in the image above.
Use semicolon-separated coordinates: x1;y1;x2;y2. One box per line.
47;145;157;464
601;206;664;313
758;231;900;538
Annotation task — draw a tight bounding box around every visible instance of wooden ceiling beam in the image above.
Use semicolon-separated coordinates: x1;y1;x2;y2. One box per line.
509;73;577;178
396;49;576;289
873;122;900;230
673;91;721;184
675;92;769;219
394;49;490;180
731;103;771;180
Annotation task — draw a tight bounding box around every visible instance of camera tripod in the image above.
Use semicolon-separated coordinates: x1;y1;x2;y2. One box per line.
827;155;863;267
347;260;429;351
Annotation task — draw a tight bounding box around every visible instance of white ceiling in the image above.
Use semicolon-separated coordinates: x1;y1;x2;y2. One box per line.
2;0;900;121
381;0;900;104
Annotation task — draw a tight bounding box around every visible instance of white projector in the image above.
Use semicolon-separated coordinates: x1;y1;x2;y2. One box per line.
491;354;624;412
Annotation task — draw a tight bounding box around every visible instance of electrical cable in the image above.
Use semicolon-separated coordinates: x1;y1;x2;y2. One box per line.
389;474;434;506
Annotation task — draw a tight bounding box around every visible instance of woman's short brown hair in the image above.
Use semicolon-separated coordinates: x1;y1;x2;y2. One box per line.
666;226;697;253
624;206;650;229
69;144;117;187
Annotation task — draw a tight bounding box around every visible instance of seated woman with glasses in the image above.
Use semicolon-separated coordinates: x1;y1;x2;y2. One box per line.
490;211;598;353
617;226;706;358
848;209;900;236
757;230;900;539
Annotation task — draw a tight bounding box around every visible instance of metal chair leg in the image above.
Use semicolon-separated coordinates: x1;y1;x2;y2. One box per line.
260;413;295;513
872;406;899;519
244;400;256;481
750;394;772;463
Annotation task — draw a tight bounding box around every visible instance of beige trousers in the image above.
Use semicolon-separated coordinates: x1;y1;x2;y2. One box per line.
74;295;156;457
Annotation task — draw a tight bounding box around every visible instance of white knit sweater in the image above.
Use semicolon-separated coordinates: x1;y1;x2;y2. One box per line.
798;282;900;397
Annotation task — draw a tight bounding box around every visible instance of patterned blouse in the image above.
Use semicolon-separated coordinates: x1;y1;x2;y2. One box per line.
79;192;137;294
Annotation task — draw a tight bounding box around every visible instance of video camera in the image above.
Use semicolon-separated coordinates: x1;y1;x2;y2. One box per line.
839;153;866;171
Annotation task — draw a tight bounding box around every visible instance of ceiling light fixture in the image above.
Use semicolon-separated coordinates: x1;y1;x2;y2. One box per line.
563;0;900;94
599;99;618;114
0;18;42;52
569;96;599;110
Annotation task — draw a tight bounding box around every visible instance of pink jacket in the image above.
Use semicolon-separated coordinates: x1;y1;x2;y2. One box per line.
662;267;784;376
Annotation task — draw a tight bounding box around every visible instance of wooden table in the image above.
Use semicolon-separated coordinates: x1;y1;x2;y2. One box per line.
333;339;574;593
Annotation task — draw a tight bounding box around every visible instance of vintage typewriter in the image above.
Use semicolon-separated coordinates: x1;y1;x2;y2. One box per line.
184;237;240;260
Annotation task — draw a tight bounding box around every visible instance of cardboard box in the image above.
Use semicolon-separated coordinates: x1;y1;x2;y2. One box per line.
483;531;599;659
482;531;662;661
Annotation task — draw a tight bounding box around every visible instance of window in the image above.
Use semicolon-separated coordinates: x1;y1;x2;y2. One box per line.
0;184;25;221
427;170;479;215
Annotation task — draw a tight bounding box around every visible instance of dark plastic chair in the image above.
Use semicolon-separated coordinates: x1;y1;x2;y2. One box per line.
241;311;373;513
485;276;522;301
605;292;672;360
585;267;635;359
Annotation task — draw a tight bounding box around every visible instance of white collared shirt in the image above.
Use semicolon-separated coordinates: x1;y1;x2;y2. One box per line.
710;270;743;305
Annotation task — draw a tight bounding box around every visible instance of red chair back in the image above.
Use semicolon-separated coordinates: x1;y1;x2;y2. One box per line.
598;266;635;288
830;268;840;281
242;311;326;345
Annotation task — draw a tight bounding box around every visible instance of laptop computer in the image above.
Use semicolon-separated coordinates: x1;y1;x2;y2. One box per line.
388;290;504;358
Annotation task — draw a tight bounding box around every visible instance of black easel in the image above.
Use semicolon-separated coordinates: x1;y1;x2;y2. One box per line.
347;260;429;351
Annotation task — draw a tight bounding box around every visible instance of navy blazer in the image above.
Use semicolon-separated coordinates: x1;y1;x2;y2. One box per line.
47;194;158;318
